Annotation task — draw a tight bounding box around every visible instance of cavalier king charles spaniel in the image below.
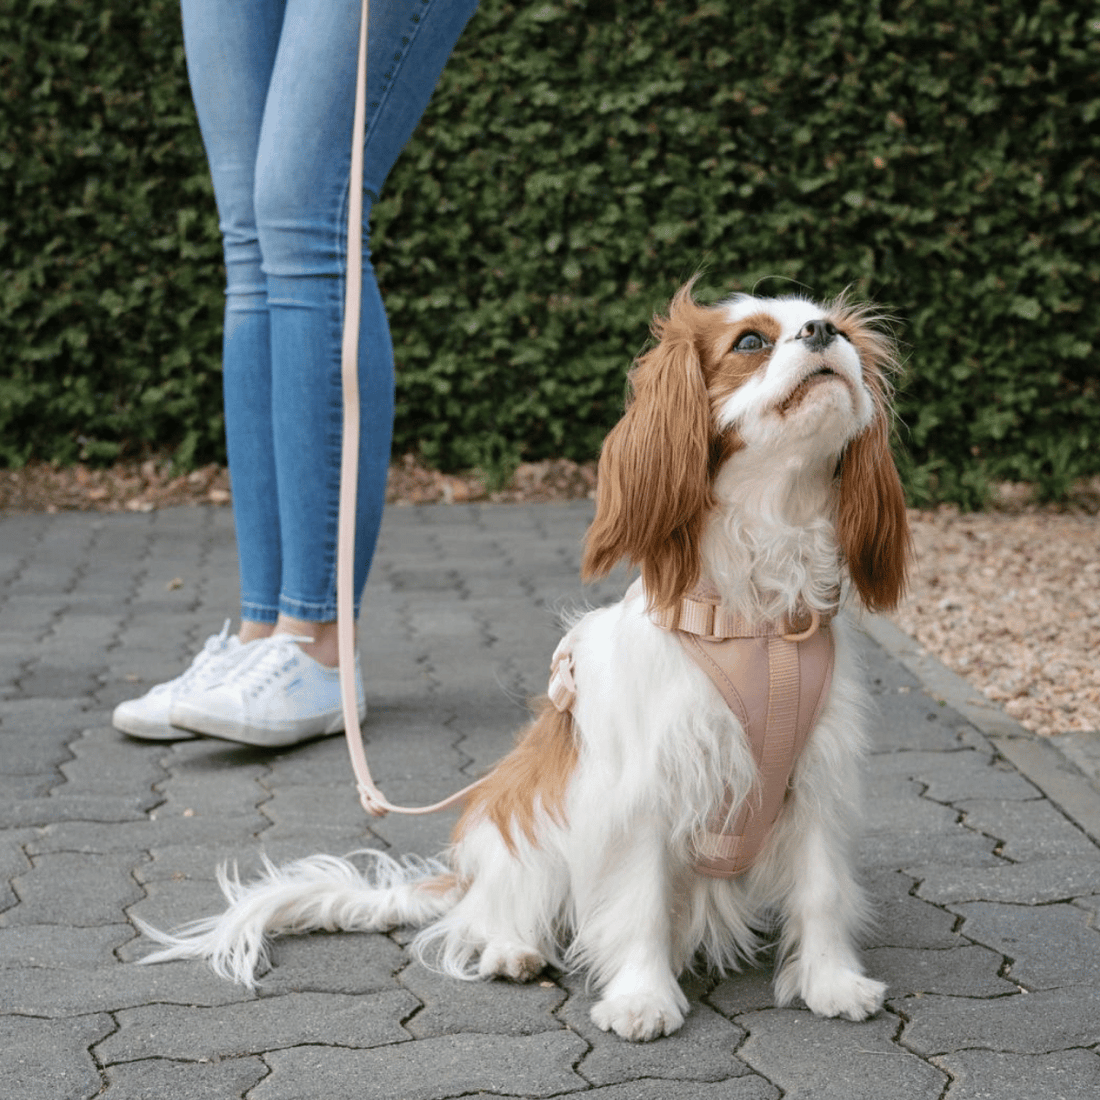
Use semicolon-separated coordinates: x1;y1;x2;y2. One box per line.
140;281;910;1041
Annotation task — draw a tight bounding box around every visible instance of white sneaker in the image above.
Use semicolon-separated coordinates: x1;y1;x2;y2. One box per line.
112;622;249;741
168;634;366;748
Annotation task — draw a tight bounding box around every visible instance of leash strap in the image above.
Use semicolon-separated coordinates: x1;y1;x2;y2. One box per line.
337;0;483;817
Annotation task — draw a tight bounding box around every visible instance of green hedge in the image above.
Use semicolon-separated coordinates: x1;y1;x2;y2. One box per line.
2;0;1098;506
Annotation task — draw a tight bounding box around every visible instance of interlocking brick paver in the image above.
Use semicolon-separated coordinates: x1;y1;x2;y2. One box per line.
2;1014;111;1100
898;986;1100;1056
99;1056;269;1100
98;990;419;1062
935;1049;1100;1100
2;501;1099;1100
950;900;1100;989
738;1010;949;1099
255;1031;590;1100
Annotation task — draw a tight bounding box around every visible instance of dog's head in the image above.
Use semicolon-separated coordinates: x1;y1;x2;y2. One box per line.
582;281;910;614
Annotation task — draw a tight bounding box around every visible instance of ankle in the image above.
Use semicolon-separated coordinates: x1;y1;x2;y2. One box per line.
239;620;275;645
272;615;342;668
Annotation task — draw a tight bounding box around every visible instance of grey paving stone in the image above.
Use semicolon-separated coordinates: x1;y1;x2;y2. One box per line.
253;1031;589;1100
867;747;1041;802
16;664;103;700
859;817;1001;871
97;989;418;1062
1;594;77;634
866;688;974;754
708;966;783;1017
956;797;1100;861
58;727;167;796
7;501;1100;1100
897;986;1100;1056
362;803;458;857
1;1012;112;1100
0;697;89;775
864;870;963;949
400;965;567;1037
26;812;270;856
564;990;753;1087
862;944;1016;998
156;766;268;818
8;850;144;925
0;792;157;828
0;773;54;800
5;958;252;1016
519;1083;780;1100
98;1055;268;1100
936;1048;1100;1100
950;900;1100;989
125;875;242;938
912;855;1100;905
863;774;965;833
0;922;133;968
738;1009;948;1099
259;929;407;995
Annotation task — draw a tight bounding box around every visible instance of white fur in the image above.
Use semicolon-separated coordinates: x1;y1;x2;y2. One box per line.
139;292;892;1041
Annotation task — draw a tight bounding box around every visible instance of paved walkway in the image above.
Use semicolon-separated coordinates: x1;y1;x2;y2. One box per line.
3;501;1100;1100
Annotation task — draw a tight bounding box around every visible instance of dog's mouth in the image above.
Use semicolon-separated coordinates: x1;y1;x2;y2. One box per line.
779;367;846;413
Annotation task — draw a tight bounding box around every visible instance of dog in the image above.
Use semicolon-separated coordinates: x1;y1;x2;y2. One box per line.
140;281;910;1041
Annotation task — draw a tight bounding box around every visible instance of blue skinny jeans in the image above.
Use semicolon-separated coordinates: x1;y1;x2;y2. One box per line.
180;0;477;623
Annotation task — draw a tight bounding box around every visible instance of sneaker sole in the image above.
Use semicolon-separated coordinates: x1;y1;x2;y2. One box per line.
171;704;367;749
112;710;198;742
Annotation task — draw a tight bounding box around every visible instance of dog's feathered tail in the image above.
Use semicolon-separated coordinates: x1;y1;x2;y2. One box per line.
136;850;460;988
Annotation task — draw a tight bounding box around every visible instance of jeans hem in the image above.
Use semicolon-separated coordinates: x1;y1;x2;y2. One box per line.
241;601;279;625
278;595;360;623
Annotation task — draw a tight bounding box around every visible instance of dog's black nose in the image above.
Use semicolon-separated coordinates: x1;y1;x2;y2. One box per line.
798;319;838;350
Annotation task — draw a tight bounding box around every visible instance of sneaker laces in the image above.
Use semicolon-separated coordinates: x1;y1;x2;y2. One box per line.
231;634;315;699
148;619;234;698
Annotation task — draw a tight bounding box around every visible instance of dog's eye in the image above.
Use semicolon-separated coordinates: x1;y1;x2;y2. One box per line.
733;332;769;353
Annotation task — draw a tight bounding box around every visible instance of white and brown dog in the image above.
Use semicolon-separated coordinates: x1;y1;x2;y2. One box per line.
141;282;910;1041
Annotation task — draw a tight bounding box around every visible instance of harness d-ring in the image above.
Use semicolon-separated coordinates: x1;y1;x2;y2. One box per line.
781;608;821;643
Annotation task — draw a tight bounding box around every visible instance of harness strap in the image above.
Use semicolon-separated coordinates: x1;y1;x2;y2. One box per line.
618;580;836;877
688;626;834;876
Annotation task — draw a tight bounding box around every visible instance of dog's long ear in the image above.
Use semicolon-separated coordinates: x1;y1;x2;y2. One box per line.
835;314;911;612
582;284;714;610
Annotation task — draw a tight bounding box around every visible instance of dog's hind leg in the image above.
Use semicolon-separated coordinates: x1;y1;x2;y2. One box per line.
416;819;561;982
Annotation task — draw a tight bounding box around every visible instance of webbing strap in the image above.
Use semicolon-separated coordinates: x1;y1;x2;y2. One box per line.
691;633;824;877
337;0;485;818
695;625;834;876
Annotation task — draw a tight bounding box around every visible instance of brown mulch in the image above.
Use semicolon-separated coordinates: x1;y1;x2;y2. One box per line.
0;455;596;514
3;458;1097;738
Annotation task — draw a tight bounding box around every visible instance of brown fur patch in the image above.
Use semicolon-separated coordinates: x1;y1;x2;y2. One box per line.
421;872;463;897
454;696;578;854
582;284;767;613
826;295;912;611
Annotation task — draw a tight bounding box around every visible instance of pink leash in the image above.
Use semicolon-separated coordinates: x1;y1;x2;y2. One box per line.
337;0;486;818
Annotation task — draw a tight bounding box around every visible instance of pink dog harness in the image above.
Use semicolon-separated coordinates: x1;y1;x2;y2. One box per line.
549;580;835;878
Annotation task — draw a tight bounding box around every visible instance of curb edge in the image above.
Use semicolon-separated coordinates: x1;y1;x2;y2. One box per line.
860;613;1100;847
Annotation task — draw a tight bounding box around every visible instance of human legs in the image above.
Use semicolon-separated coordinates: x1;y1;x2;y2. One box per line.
255;0;479;648
127;0;478;744
179;0;285;631
181;0;476;647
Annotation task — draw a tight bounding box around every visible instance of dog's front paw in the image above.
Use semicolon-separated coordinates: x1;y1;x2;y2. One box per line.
800;966;886;1021
591;991;686;1041
477;941;546;983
